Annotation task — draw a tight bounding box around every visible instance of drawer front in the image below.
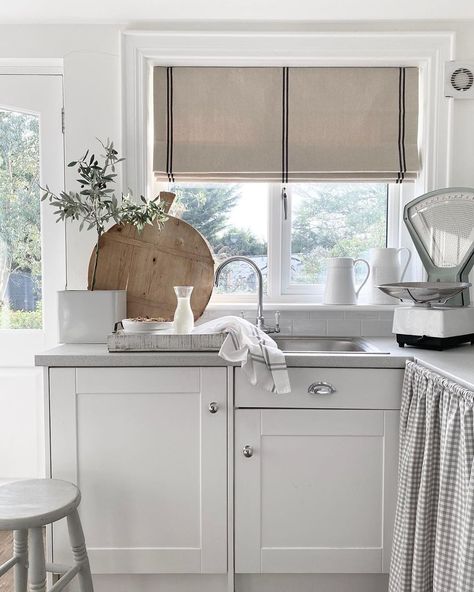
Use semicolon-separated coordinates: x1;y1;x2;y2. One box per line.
235;367;403;409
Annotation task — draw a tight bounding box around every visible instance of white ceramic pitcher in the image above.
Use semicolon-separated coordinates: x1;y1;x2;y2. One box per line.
323;257;371;305
366;247;412;304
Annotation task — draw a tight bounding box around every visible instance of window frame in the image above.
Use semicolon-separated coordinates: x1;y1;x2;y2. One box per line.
165;181;411;304
123;28;453;305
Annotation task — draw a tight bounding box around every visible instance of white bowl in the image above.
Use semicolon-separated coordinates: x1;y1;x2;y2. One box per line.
122;319;173;333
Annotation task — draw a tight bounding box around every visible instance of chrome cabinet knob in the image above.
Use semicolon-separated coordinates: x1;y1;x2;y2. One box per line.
208;402;218;414
243;445;254;458
307;381;336;395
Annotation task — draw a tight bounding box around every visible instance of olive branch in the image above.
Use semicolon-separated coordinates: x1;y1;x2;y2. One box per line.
41;139;168;290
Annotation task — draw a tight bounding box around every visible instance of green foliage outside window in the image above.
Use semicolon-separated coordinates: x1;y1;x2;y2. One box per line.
291;184;387;283
171;184;267;258
0;110;42;328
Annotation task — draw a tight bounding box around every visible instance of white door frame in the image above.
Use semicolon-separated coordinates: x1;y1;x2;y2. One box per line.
0;60;65;365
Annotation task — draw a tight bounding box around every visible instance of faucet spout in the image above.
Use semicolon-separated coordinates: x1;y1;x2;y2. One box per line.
214;256;265;329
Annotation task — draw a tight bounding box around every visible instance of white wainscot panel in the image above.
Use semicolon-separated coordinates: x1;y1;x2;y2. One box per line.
0;367;44;478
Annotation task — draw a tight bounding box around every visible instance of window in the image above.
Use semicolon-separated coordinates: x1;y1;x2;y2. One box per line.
162;180;394;302
170;183;269;294
284;183;388;293
126;30;453;305
0;109;42;329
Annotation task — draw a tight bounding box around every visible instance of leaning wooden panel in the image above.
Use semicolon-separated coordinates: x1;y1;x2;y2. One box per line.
87;216;214;321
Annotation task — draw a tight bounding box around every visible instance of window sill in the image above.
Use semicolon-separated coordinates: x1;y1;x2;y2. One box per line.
206;302;398;312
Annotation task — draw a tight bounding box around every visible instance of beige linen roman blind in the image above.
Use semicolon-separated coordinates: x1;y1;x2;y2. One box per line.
153;66;419;183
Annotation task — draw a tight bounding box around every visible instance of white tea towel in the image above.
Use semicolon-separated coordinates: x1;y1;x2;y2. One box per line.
193;316;290;394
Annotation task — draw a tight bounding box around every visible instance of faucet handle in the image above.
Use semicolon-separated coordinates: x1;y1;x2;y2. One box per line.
240;311;245;319
274;311;281;333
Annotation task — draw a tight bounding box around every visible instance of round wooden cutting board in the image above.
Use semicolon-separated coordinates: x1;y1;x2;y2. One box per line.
87;216;215;321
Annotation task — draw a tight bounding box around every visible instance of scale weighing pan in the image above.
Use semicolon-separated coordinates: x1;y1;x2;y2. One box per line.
404;187;474;306
378;281;471;306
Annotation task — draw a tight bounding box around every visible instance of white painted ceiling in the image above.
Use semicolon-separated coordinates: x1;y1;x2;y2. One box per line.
1;0;474;23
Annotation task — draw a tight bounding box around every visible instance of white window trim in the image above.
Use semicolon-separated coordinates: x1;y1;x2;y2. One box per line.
122;28;454;306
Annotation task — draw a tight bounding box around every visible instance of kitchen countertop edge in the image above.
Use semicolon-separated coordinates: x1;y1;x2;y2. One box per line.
35;338;410;369
35;338;474;389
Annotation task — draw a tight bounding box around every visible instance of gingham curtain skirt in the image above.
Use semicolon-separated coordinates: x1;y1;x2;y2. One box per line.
389;361;474;592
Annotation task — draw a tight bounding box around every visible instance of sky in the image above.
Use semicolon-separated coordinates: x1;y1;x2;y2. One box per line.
229;184;268;241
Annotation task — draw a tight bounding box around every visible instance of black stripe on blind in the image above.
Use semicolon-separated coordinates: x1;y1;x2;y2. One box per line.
397;67;406;184
282;67;289;184
166;67;174;183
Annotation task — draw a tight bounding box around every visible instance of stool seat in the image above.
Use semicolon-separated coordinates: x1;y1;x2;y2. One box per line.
0;479;80;530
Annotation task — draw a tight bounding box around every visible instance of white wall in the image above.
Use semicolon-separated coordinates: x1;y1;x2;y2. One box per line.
1;0;474;23
0;25;122;290
0;25;122;477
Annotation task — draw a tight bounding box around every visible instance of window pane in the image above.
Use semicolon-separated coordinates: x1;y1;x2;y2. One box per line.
170;183;268;294
0;110;42;329
290;183;387;285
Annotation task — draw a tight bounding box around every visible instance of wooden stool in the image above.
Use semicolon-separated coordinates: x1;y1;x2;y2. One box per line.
0;479;93;592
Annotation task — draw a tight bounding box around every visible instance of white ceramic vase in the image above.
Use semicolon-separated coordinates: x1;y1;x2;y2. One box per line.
58;290;127;343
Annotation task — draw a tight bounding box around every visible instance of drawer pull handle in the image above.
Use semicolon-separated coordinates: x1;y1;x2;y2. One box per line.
308;381;336;395
243;445;254;458
208;402;218;414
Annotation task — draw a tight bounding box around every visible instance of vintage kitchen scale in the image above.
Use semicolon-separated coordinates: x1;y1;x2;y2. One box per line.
378;187;474;350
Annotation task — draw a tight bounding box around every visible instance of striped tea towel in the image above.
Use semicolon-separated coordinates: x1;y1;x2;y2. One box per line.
193;316;291;394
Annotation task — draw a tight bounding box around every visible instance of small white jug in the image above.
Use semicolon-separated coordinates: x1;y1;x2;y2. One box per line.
366;247;411;305
323;257;370;305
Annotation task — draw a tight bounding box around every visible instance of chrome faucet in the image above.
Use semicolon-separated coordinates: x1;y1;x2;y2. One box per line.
214;256;280;334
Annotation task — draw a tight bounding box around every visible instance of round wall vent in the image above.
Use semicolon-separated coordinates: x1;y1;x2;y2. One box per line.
450;67;474;92
445;62;474;99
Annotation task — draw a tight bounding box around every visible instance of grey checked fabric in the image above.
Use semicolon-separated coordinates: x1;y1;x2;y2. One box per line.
389;361;474;592
193;316;290;394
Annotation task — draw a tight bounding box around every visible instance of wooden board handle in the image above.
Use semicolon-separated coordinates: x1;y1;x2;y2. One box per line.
159;191;176;213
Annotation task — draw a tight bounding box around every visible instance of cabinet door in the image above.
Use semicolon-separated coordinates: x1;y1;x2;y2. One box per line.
49;367;227;574
235;408;399;574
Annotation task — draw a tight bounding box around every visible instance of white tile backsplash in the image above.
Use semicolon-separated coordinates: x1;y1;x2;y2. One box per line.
377;310;396;320
361;320;394;337
292;319;327;336
327;319;362;336
198;307;394;336
309;310;344;320
344;310;378;319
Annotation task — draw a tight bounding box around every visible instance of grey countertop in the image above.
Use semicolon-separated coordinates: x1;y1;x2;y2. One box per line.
35;337;474;389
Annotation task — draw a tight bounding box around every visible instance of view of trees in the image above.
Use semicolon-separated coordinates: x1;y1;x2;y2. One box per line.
171;184;268;293
0;110;42;327
291;183;387;283
171;184;266;258
171;182;387;291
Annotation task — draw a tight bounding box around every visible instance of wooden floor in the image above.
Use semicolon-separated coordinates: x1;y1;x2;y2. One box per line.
0;531;13;592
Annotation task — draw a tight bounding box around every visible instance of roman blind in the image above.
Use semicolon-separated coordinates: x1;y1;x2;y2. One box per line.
153;66;419;183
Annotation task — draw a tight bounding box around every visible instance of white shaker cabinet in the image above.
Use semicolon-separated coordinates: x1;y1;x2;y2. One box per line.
48;366;228;575
234;367;403;575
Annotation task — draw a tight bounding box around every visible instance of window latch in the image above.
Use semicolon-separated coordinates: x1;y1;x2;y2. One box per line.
282;186;288;220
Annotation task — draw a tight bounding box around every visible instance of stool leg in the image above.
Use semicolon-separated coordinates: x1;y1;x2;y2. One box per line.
29;528;46;592
13;530;28;592
67;509;94;592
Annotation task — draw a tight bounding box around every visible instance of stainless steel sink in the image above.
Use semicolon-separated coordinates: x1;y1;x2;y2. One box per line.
273;336;381;353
